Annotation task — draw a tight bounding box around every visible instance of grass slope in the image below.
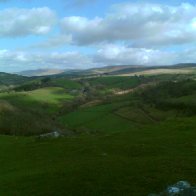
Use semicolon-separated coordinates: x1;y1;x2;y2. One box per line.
0;87;74;135
0;73;196;195
0;116;196;195
25;87;73;104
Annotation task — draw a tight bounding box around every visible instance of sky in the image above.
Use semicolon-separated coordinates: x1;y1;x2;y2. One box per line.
1;0;196;72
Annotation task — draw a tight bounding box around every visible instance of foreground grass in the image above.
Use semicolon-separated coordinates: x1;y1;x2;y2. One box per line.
0;116;196;195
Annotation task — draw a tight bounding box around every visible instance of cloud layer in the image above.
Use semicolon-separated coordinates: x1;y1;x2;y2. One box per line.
2;45;196;72
0;7;56;37
1;2;196;72
0;50;95;72
60;3;196;47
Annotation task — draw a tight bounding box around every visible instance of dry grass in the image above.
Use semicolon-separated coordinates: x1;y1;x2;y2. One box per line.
117;68;195;76
0;100;16;112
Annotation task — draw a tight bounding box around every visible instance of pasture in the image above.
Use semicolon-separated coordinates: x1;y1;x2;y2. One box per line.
0;73;196;195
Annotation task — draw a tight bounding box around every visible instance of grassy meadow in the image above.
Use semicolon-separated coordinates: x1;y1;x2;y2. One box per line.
0;116;196;195
0;70;196;195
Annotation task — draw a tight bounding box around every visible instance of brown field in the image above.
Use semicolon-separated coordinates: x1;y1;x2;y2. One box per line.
117;68;196;76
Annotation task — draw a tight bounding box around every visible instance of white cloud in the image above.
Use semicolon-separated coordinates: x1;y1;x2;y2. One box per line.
1;2;196;72
0;7;56;37
2;45;196;72
60;3;196;47
0;50;95;72
94;44;177;65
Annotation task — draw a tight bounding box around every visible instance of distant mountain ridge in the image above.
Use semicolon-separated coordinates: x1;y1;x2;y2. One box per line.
15;63;196;77
18;69;65;77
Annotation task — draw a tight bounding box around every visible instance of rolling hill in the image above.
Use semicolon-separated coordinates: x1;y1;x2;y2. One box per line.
16;63;196;79
0;65;196;195
18;69;65;77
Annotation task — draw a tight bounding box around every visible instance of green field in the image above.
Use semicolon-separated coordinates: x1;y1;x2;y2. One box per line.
24;87;74;104
0;72;196;195
0;87;74;135
0;116;196;195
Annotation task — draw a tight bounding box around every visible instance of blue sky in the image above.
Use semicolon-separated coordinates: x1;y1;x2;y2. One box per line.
1;0;196;72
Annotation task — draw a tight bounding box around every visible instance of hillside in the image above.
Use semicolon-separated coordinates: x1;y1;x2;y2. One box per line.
15;63;196;79
0;72;29;85
0;69;196;195
1;71;196;136
93;64;196;76
18;69;65;77
0;72;31;91
54;63;196;78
